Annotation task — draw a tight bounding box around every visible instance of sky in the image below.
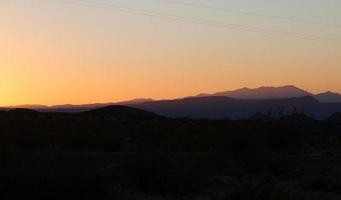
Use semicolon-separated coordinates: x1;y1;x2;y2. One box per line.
1;0;341;106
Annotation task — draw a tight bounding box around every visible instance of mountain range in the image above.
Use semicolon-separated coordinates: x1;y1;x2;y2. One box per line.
131;96;341;120
3;86;341;119
197;85;341;102
197;85;311;99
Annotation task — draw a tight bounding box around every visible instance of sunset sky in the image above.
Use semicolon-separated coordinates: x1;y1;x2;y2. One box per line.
1;0;341;106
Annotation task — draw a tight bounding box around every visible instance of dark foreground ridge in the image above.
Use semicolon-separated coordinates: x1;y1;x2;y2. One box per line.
1;107;341;199
82;105;163;119
6;86;341;117
132;96;341;119
12;96;341;120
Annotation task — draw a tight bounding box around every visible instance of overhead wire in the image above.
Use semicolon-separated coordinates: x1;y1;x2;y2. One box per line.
55;0;341;45
161;0;341;29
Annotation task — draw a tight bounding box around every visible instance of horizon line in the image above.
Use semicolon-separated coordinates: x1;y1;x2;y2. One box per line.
1;85;340;108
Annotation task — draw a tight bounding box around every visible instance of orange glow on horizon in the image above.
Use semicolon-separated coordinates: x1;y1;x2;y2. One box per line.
1;1;340;107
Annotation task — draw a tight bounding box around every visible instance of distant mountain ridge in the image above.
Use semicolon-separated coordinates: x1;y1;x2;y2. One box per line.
197;85;341;103
4;96;341;120
3;96;341;120
132;95;341;120
6;98;155;112
4;86;341;119
6;86;341;111
315;92;341;103
198;85;311;99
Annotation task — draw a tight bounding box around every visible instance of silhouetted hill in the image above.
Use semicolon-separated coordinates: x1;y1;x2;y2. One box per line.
82;105;163;119
24;99;155;113
6;95;341;120
199;85;312;99
5;86;341;117
49;98;154;110
7;108;41;116
132;96;341;119
5;104;49;109
8;108;39;113
315;91;341;103
116;98;155;105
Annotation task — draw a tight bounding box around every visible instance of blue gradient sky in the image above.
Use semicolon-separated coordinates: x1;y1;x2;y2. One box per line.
1;0;341;106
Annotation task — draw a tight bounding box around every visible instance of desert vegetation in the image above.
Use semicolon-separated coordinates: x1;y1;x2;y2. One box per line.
1;107;341;199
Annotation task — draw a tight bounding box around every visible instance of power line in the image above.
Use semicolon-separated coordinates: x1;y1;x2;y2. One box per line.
161;0;341;29
55;0;341;45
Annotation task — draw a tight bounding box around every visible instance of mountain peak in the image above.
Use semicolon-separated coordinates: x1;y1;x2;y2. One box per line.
320;91;338;95
209;85;312;100
315;91;341;103
239;87;251;90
